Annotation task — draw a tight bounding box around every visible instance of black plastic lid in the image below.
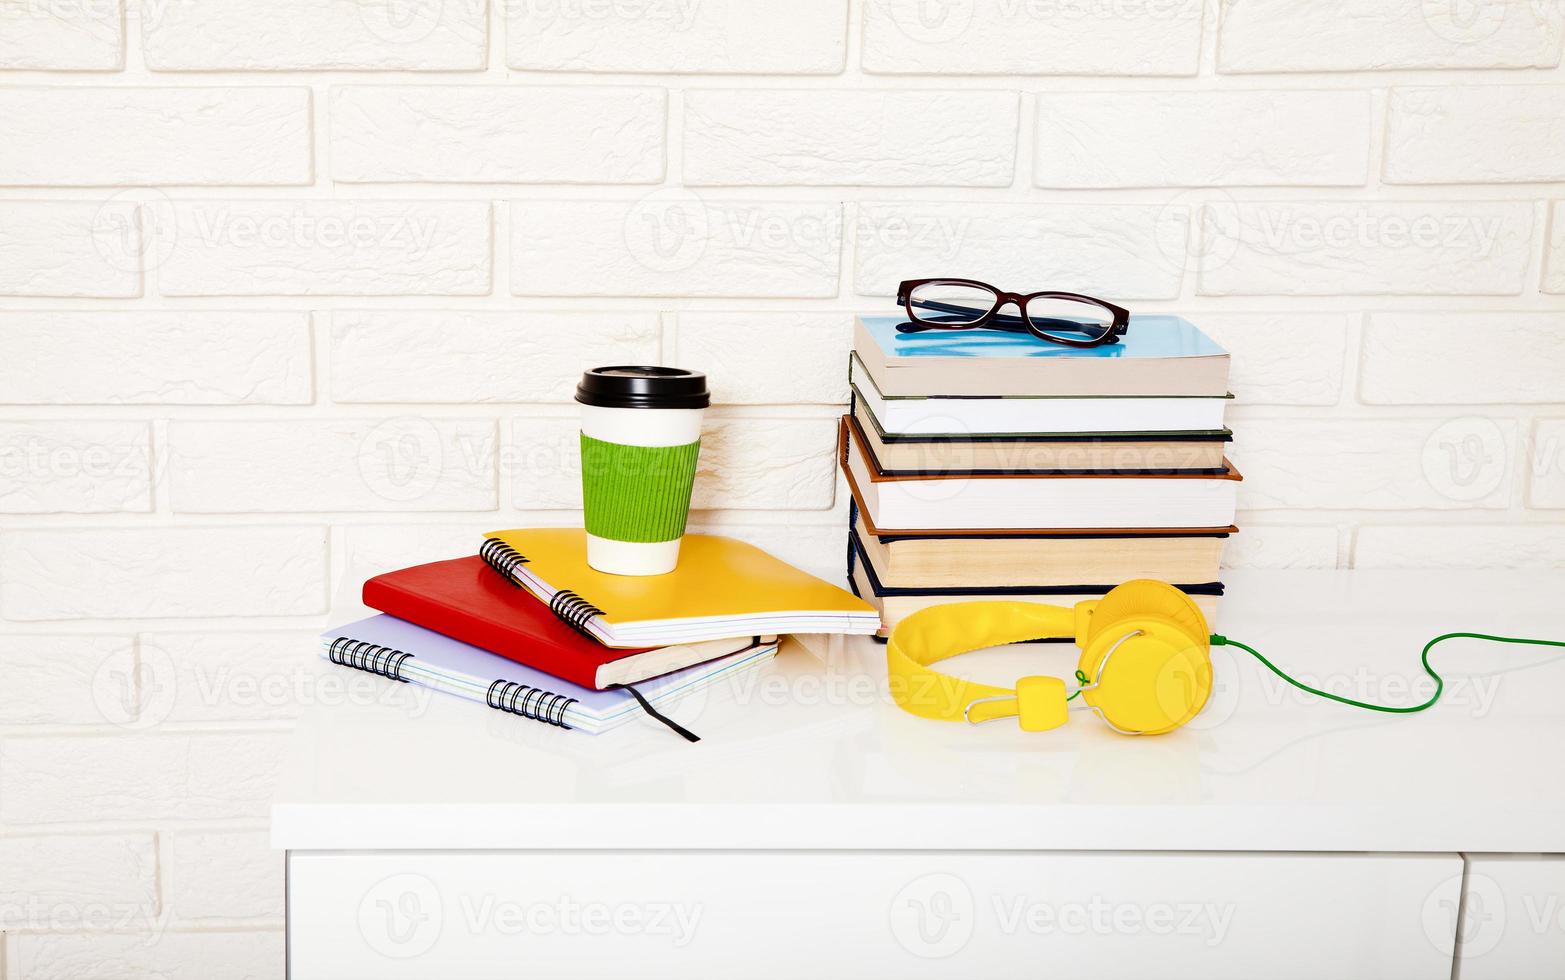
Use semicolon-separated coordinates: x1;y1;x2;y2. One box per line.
575;366;710;410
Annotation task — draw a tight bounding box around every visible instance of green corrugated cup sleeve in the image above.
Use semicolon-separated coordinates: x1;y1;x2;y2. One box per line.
579;433;702;544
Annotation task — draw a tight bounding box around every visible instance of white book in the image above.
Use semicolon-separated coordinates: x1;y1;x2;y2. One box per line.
851;352;1231;436
843;416;1241;532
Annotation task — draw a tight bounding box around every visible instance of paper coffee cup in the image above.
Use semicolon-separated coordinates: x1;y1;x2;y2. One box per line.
576;366;710;576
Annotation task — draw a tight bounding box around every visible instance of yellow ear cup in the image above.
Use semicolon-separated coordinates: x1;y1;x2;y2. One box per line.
1076;582;1212;735
1084;579;1210;648
1082;623;1214;729
1079;625;1213;734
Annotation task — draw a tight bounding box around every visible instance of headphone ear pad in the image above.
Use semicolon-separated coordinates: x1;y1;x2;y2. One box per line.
1081;631;1213;735
1086;579;1209;647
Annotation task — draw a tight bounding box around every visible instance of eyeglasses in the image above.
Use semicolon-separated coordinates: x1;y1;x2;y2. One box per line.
895;279;1129;348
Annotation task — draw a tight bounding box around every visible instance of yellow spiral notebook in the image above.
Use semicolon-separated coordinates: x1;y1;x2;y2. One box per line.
481;528;881;648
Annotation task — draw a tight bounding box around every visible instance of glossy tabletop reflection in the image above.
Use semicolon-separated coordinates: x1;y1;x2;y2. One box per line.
273;570;1565;854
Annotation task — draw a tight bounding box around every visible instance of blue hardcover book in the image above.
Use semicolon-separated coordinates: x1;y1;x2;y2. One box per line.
852;313;1230;398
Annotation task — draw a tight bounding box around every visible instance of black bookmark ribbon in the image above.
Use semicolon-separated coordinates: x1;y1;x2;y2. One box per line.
607;683;701;743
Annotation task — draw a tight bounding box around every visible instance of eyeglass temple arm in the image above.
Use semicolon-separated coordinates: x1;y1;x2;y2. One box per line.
906;297;1028;325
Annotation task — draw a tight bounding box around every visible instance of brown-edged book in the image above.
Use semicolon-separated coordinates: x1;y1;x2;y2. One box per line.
848;527;1223;637
851;501;1230;588
840;415;1242;533
852;399;1231;474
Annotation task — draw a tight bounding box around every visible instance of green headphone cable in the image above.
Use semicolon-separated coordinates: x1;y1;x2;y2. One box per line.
1209;631;1565;714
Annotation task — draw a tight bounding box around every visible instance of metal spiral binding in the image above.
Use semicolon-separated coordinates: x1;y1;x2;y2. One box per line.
549;589;606;639
485;679;576;729
327;637;414;682
479;537;529;586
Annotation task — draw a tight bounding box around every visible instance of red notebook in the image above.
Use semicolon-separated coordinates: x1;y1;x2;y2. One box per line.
363;556;760;690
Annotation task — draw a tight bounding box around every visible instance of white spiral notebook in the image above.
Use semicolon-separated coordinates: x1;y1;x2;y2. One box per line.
322;614;778;739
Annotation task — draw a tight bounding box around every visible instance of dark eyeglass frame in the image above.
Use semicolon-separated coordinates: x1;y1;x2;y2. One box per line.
895;278;1130;348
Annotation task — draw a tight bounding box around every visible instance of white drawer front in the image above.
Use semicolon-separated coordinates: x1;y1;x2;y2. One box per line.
1454;854;1565;980
289;850;1459;980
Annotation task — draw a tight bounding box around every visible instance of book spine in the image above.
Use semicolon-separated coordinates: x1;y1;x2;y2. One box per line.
484;680;576;729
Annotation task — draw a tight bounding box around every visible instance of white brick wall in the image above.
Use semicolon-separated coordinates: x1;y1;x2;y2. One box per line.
0;312;312;404
0;201;142;297
142;0;487;71
1216;0;1564;72
1034;91;1373;188
1384;86;1565;184
331;86;668;184
0;0;122;70
683;90;1019;186
1;87;313;187
3;7;1564;975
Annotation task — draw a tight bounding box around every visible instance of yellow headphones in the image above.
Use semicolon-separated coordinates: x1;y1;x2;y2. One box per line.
886;580;1214;736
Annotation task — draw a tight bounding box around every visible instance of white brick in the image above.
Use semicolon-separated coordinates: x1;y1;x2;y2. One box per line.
507;0;847;73
863;0;1203;75
159;200;491;297
1362;313;1565;404
0;526;327;620
144;0;485;70
1356;525;1565;568
1221;526;1340;569
511;415;838;510
1198;201;1533;296
169;419;497;513
671;312;852;405
0;635;134;726
686;520;847;583
507;418;580;508
1217;0;1563;72
0;731;290;823
855;202;1186;298
337;522;490;619
1546;201;1565;294
1035;90;1372;188
13;930;284;980
0;311;311;405
684;90;1018;186
511;198;841;297
332;86;665;184
1529;419;1565;508
1234;419;1518;511
1198;313;1348;407
0;421;151;513
0;200;140;297
695;417;839;509
0;88;311;187
0;0;121;69
139;631;320;724
167;831;283;922
330;311;660;403
0;834;156;930
1386;86;1565;184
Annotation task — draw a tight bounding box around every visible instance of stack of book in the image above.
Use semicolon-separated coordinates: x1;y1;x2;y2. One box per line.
841;313;1240;636
321;528;879;738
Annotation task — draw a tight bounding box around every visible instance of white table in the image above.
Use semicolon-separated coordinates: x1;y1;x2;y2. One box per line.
274;570;1565;979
